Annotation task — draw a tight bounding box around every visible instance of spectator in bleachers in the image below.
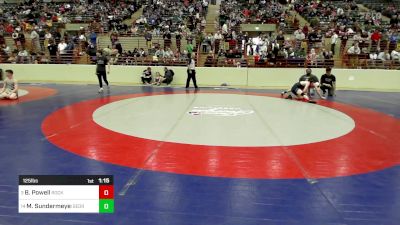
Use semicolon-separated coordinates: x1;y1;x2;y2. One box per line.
307;48;318;66
7;52;17;64
47;39;58;63
30;27;40;52
371;29;382;51
58;39;68;58
391;48;400;61
145;31;152;49
330;31;338;55
17;48;29;63
347;43;361;55
369;50;378;60
378;49;391;61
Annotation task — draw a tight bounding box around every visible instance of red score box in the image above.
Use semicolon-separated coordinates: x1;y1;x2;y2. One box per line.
99;185;114;199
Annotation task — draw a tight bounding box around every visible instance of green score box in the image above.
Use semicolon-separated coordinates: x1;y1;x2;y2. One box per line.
99;199;114;213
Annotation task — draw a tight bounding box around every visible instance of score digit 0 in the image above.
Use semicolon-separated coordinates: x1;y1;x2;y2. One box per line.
99;185;114;199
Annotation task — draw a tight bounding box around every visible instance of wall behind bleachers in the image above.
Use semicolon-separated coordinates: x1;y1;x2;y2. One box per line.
2;64;400;91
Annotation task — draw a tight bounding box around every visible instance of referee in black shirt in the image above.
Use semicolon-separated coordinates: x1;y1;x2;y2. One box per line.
186;53;198;89
96;50;110;93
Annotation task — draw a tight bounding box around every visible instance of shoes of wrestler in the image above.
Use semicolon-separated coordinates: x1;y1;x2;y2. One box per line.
281;91;287;98
287;95;292;99
98;88;104;93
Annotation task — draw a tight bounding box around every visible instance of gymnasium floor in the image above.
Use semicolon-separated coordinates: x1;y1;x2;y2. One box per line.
0;83;399;225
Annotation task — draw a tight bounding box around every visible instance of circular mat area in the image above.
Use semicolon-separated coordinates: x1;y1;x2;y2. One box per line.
42;91;400;179
93;94;355;147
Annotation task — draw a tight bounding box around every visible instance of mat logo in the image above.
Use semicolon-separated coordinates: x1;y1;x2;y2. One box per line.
188;106;254;117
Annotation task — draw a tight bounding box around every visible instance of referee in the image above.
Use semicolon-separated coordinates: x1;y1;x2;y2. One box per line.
95;50;110;93
186;53;198;89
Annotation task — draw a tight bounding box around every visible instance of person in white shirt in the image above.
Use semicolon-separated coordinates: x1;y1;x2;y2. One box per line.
30;28;40;52
57;39;68;63
294;28;304;40
391;49;400;61
58;40;68;55
202;0;208;13
347;44;361;54
1;44;10;54
330;32;338;55
222;23;228;34
377;50;390;61
369;51;378;60
186;53;198;89
307;48;318;66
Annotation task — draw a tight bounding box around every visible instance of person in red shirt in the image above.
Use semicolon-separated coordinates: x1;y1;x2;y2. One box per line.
371;30;381;42
243;8;250;17
5;24;14;34
371;30;381;52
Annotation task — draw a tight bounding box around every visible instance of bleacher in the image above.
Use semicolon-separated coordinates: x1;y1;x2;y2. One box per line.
1;0;399;69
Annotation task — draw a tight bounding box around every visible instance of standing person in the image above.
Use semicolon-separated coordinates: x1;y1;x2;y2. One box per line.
175;31;182;52
95;50;110;93
186;53;198;89
30;27;40;52
57;39;68;63
18;31;26;49
47;39;58;63
38;28;46;51
145;31;152;49
320;67;336;97
330;31;338;55
0;70;18;100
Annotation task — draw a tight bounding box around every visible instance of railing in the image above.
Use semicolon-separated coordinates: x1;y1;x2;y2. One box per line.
3;53;400;70
0;51;86;64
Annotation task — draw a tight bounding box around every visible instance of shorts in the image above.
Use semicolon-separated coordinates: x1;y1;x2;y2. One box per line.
291;83;302;96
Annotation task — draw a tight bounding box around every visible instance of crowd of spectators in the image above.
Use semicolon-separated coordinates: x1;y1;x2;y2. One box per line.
291;0;400;68
219;0;287;34
0;0;399;68
0;0;141;64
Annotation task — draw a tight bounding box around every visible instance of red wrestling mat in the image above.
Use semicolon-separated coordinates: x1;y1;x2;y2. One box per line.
41;91;400;179
0;86;57;106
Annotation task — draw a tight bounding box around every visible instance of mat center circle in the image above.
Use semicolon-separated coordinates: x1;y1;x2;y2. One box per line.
92;93;355;147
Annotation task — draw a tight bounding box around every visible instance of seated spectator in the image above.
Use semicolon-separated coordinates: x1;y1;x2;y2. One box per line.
8;53;17;64
307;48;318;66
17;48;29;63
1;44;11;55
141;67;152;85
321;49;333;59
347;43;361;54
391;49;400;61
369;50;378;60
378;49;391;61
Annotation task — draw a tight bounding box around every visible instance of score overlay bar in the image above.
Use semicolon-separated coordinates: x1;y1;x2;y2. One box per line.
19;175;114;213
